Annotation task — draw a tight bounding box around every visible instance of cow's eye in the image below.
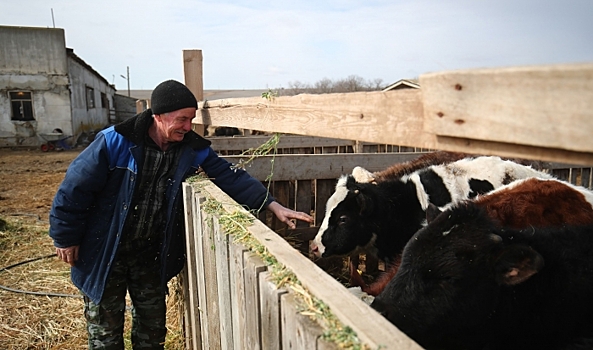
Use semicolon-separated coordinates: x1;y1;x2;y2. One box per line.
338;215;349;224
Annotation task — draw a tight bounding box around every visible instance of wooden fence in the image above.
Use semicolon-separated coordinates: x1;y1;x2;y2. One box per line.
181;135;592;350
179;50;593;350
181;179;422;350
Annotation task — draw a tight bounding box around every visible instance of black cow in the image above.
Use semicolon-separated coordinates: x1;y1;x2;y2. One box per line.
372;203;593;350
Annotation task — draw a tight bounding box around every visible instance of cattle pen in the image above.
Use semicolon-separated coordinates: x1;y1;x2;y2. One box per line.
179;49;593;350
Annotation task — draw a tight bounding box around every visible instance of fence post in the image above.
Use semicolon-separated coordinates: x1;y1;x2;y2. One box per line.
183;49;205;136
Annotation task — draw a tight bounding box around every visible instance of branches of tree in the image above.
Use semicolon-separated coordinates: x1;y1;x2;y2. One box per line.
277;75;384;96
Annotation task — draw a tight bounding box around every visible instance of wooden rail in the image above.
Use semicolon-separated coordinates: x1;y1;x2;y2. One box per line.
195;63;593;166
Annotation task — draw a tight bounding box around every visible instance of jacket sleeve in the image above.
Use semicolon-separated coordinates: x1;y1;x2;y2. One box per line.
199;147;275;211
49;133;112;248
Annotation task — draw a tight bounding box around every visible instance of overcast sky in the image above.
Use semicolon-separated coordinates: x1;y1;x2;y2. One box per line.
2;1;592;91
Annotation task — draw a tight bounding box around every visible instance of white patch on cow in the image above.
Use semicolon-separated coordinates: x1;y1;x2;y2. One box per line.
430;156;553;211
401;173;430;210
313;175;350;256
352;166;375;183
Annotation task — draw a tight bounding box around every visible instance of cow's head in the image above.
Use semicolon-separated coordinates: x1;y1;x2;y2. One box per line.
310;175;377;258
372;202;544;348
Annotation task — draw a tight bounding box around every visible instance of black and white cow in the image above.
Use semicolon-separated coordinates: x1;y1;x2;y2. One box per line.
372;203;593;350
310;156;553;262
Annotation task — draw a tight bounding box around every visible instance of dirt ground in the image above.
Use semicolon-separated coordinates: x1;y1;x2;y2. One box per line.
0;147;77;220
0;147;183;349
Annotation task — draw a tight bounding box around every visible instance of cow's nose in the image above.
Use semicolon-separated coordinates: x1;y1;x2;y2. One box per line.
310;243;319;253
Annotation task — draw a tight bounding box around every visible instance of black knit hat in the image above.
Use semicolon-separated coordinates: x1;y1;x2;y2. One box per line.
150;79;197;114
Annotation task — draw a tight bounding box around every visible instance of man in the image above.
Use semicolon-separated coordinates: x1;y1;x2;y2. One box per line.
49;79;312;349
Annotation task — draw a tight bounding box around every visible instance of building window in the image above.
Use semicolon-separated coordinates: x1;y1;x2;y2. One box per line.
86;86;95;109
101;92;109;109
10;91;34;121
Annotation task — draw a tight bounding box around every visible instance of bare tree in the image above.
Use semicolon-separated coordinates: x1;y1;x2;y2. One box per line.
277;75;385;96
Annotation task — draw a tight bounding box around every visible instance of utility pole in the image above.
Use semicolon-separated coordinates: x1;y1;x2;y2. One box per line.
120;66;130;97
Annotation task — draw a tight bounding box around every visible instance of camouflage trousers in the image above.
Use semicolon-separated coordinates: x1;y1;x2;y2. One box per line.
83;246;167;349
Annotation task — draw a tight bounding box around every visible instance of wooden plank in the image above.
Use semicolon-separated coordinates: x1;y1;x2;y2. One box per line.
280;292;324;350
223;153;426;182
271;181;291;233
295;180;312;227
196;181;422;350
192;193;210;350
213;217;233;350
209;135;355;152
317;337;341;350
280;292;298;350
582;168;591;189
229;237;248;350
198;197;222;350
181;184;202;350
194;64;593;166
183;49;204;136
259;271;288;350
431;132;593;166
244;252;267;350
198;89;432;148
179;266;195;350
422;63;593;154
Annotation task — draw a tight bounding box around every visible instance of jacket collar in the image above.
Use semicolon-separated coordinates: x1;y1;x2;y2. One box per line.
114;108;211;150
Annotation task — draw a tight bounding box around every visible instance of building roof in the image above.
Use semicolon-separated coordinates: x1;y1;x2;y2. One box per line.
382;79;420;91
66;48;112;88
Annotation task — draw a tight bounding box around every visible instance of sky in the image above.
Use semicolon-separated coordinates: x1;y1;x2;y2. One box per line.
2;1;592;91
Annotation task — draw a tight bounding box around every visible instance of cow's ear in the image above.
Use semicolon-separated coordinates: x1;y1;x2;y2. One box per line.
352;166;376;183
426;203;442;223
494;245;544;286
354;189;374;217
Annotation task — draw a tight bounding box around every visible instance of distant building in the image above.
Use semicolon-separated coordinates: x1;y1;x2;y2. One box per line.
382;79;420;91
0;25;130;148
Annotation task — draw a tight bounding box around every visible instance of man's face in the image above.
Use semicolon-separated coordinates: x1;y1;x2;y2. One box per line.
155;107;196;143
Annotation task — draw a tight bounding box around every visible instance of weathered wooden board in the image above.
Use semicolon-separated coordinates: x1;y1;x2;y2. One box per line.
196;181;422;350
213;217;233;350
280;292;323;350
244;252;267;350
198;198;222;350
422;63;593;154
223;153;426;182
209;135;355;152
192;194;210;350
183;49;205;136
229;237;248;350
181;184;202;350
198;89;432;148
259;271;288;350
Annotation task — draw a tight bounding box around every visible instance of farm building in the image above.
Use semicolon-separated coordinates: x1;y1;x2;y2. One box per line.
0;25;134;148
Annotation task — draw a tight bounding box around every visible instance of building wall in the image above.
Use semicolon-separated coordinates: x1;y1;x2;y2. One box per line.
113;93;138;122
0;26;72;147
67;55;114;142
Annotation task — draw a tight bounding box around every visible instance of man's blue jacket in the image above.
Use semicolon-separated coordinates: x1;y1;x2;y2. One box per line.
49;110;274;304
